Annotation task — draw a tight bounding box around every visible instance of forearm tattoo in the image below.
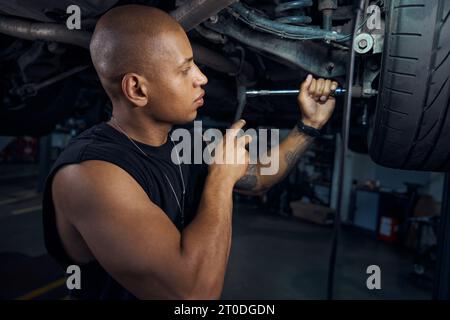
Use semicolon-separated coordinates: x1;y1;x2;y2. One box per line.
235;164;258;190
283;126;311;171
235;128;311;191
284;148;303;169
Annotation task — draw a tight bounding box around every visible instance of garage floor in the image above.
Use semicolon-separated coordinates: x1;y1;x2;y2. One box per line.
0;165;433;300
223;202;433;299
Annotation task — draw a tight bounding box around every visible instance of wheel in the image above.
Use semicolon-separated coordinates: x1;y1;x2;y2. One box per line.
369;0;450;171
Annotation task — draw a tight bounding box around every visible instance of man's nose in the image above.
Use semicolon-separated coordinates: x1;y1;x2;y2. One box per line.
194;66;208;87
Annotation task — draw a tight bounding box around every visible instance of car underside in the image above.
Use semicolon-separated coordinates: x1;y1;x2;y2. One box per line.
0;0;449;172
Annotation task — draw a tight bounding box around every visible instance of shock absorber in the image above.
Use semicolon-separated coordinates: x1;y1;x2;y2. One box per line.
274;0;313;25
319;0;338;31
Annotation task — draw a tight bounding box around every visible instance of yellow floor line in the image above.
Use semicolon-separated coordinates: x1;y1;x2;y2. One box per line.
11;205;42;215
12;189;37;197
16;278;66;300
0;193;37;206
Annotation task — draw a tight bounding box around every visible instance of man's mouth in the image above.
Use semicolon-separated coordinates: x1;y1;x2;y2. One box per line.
194;91;205;106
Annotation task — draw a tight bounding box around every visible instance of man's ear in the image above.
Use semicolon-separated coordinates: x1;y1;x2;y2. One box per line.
121;73;149;107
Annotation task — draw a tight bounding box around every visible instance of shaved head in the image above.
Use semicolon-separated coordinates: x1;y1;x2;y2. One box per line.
90;4;207;125
90;5;185;99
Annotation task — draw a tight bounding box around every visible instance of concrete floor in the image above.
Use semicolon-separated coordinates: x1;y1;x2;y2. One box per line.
0;165;67;299
223;201;433;299
0;165;433;300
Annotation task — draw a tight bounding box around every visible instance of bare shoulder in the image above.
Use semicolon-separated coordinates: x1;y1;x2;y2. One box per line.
51;160;153;263
53;160;136;194
52;160;154;225
51;160;184;298
51;157;180;239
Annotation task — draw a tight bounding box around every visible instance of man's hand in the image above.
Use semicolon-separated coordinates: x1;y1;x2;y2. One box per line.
297;74;338;129
208;119;252;186
235;76;339;195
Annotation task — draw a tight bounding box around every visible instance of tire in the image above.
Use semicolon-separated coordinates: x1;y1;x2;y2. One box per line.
369;0;450;171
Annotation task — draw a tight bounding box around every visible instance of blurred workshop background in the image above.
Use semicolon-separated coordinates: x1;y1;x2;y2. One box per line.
0;130;446;299
1;0;450;300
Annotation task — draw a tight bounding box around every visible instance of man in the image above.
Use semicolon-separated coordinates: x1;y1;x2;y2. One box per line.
42;5;338;299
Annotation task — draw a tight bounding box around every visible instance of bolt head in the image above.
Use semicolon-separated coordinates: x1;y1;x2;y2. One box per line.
326;63;335;73
359;39;368;48
209;15;219;24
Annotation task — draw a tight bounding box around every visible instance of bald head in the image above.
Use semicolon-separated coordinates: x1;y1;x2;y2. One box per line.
90;5;186;98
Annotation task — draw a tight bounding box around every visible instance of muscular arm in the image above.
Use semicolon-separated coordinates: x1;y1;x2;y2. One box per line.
235;127;313;194
53;160;235;299
235;75;338;195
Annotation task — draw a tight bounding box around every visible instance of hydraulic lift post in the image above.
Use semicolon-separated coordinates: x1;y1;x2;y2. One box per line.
434;173;450;299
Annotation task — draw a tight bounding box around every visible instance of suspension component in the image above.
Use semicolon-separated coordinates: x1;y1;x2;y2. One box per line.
318;0;338;31
274;0;313;25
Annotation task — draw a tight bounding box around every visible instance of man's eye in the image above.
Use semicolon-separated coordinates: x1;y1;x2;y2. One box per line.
182;67;191;75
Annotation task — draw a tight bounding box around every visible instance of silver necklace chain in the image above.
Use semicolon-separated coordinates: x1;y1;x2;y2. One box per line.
110;116;186;228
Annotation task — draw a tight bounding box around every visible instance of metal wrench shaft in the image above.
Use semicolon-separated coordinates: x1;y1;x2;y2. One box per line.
245;87;347;97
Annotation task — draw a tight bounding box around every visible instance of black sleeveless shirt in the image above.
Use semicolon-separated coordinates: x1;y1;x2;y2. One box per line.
42;122;208;299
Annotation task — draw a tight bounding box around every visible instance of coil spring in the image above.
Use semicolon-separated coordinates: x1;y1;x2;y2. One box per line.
274;0;313;25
